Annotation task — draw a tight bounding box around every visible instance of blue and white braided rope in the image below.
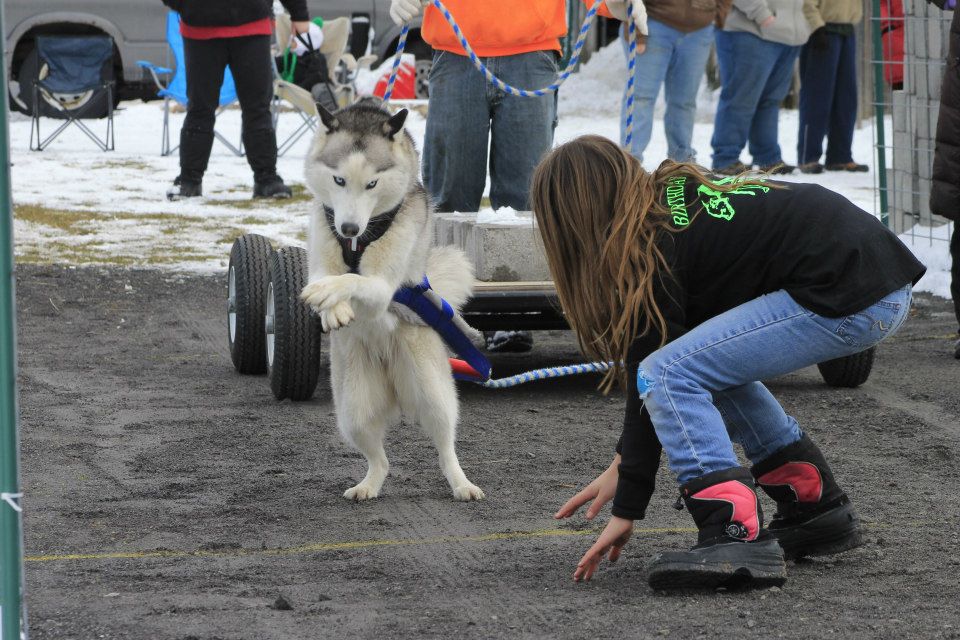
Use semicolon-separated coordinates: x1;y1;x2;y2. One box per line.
383;3;636;388
384;0;639;146
481;361;614;389
383;24;411;102
623;7;637;148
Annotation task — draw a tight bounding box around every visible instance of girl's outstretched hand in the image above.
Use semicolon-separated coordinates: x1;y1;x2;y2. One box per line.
554;454;620;521
573;516;634;582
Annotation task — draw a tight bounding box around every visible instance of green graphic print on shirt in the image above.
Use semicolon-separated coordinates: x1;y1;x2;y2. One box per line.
696;177;770;221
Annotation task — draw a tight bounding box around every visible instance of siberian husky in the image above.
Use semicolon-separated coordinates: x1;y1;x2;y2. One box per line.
301;100;485;502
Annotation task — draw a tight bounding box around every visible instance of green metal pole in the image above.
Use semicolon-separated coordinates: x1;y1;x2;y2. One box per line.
871;0;890;226
0;0;26;637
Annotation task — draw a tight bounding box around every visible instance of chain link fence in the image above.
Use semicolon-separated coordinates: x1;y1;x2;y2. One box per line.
872;0;953;246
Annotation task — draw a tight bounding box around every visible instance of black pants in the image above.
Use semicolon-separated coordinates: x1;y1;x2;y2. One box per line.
180;35;277;185
952;223;960;334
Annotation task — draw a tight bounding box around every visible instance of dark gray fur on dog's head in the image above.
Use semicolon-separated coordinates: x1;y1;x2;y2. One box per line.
316;99;408;141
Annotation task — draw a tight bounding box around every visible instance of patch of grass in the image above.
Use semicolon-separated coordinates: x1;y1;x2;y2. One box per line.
218;228;250;245
14;204;110;233
205;183;313;209
15;204;209;232
17;241;136;266
239;216;273;226
92;159;153;172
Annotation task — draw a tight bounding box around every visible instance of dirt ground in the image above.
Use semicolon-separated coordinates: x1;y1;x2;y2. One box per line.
13;264;960;640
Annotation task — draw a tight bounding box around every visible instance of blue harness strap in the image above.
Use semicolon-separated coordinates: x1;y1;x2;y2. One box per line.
392;277;492;382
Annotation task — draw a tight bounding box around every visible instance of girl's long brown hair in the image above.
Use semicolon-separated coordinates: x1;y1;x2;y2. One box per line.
531;135;757;393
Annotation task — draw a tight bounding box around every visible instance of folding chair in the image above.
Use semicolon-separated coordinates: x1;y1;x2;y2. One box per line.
29;36;116;152
137;11;243;156
272;16;377;155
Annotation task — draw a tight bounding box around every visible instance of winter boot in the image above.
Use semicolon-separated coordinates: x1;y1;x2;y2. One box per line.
751;434;863;560
647;468;787;590
166;176;202;201
253;175;292;199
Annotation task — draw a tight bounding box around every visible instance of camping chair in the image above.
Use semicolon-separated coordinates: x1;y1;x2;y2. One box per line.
272;16;377;155
29;36;116;152
137;11;242;156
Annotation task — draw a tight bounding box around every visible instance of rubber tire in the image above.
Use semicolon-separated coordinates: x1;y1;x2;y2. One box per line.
228;234;274;374
817;347;875;388
267;246;322;401
18;46;110;120
407;40;433;99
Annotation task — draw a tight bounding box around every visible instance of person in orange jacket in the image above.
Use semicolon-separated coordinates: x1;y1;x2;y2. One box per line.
389;0;646;352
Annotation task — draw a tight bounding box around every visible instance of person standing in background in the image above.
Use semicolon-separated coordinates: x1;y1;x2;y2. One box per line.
620;0;732;166
710;0;813;175
388;0;646;352
927;0;959;357
796;0;869;174
163;0;311;201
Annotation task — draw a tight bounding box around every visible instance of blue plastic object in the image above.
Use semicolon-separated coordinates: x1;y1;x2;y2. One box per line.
136;12;237;107
392;277;493;382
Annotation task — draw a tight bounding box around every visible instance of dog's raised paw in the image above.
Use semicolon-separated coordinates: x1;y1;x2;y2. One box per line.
320;301;355;332
301;276;352;312
343;483;380;501
452;484;485;501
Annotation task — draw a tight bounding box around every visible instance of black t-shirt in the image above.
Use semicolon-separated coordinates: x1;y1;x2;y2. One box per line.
611;177;926;520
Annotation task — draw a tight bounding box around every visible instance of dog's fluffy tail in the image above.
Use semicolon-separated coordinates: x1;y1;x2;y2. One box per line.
426;246;474;311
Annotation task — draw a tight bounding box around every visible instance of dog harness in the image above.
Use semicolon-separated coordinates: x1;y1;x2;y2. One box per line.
391;277;492;382
323;202;492;382
324;202;403;274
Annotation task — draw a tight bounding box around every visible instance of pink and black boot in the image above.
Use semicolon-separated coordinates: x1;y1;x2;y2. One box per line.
751;434;863;560
647;468;787;590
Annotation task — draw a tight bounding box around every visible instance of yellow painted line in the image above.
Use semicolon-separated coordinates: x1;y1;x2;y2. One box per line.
24;520;914;565
24;526;697;564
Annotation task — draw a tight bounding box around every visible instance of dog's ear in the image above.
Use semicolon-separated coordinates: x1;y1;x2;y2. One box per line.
317;103;340;133
382;109;408;139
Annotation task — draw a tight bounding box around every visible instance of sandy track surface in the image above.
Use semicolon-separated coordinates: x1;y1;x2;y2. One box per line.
15;264;960;639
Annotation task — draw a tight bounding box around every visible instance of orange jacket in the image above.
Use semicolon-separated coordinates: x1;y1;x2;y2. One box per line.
422;0;614;57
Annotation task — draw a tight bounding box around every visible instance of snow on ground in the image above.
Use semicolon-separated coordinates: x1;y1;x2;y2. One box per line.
6;39;952;299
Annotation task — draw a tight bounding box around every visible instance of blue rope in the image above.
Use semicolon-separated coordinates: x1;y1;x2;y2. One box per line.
385;2;634;386
384;0;639;146
481;361;614;389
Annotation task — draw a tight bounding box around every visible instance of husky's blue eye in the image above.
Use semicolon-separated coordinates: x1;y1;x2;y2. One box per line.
333;176;345;187
366;180;378;190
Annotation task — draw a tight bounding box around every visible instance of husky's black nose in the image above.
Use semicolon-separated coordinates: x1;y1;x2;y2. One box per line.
340;222;360;237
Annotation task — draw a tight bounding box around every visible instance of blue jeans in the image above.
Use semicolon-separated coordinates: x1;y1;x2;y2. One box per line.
619;20;714;164
636;285;913;484
797;32;858;165
422;50;558;212
711;31;801;169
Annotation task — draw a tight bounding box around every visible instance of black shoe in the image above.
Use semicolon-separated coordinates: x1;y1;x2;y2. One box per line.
484;330;534;353
954;337;960;359
647;468;787;590
798;162;824;174
752;434;864;560
253;177;293;199
712;161;750;176
759;162;795;175
166;176;202;201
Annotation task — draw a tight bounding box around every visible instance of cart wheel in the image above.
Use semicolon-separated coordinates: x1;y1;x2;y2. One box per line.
228;234;273;374
817;347;875;388
266;246;322;401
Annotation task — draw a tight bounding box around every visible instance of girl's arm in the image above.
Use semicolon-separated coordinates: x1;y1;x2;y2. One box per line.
611;282;688;520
